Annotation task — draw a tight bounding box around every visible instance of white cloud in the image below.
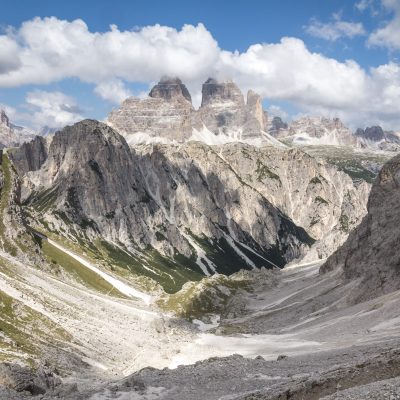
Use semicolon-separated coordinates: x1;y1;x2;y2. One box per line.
0;18;219;88
94;79;132;103
355;0;374;12
1;17;400;129
0;36;21;73
368;0;400;49
21;91;84;128
305;14;366;41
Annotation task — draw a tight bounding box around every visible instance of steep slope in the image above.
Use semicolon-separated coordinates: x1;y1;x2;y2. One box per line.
321;153;400;302
18;120;314;292
216;143;370;261
107;77;194;144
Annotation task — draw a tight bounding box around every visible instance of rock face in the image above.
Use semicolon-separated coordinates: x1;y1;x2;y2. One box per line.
267;116;288;136
16;120;370;290
0;110;35;148
149;76;192;102
107;78;269;145
214;143;370;261
273;117;360;147
9;136;49;176
355;126;400;151
321;153;400;302
21;120;316;290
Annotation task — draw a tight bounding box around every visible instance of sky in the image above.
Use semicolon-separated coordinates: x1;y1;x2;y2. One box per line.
0;0;400;130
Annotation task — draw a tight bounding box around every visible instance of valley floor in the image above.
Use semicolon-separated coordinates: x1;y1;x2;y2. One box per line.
1;249;400;398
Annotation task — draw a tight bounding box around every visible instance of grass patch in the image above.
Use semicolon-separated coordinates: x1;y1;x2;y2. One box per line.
38;237;125;298
255;159;281;183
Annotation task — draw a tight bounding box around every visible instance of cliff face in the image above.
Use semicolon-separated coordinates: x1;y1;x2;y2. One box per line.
9;136;49;176
321;153;400;302
15;120;370;291
19;120;316;290
107;78;269;144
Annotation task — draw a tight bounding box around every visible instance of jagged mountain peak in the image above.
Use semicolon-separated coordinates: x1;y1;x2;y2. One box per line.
355;126;385;141
201;77;245;107
0;109;10;127
149;76;192;103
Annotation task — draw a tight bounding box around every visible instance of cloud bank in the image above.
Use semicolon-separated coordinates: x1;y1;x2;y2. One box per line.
1;16;400;129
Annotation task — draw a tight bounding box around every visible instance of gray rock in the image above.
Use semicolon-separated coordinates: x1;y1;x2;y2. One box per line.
321;153;400;302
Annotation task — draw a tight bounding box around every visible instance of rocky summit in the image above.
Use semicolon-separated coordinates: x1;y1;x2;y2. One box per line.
107;77;274;145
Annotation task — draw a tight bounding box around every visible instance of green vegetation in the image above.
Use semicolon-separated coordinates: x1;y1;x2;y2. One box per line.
315;196;329;205
309;176;322;185
310;216;320;227
37;236;125;297
301;145;392;184
0;286;71;364
339;214;350;232
94;240;204;293
255;159;281;183
157;272;254;319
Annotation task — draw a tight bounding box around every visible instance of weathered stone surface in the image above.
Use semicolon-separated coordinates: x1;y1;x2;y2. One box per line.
321;153;400;302
22;120;314;279
149;77;192;102
107;78;269;144
9;136;49;176
18;120;369;281
273;116;360;147
0;109;35;148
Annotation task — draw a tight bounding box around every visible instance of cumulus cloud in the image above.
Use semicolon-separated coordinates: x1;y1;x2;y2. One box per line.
305;13;366;41
0;36;21;73
368;0;400;50
0;18;219;88
22;91;84;128
355;0;374;12
1;17;400;129
94;79;132;103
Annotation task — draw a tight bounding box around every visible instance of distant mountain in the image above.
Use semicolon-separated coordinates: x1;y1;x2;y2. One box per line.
355;126;400;151
0;109;36;148
270;116;360;147
107;77;283;147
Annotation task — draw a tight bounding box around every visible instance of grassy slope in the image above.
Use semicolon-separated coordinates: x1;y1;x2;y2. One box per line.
38;237;125;298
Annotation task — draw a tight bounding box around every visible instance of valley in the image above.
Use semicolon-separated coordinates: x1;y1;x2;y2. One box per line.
0;77;399;399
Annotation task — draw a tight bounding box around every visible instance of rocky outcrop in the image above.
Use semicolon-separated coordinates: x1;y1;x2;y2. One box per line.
0;110;35;148
107;78;193;144
215;143;370;261
321;153;400;302
15;120;371;291
9;136;49;176
21;120;314;290
107;78;269;145
355;126;385;142
267;116;288;137
149;76;192;102
355;126;400;151
273;117;360;147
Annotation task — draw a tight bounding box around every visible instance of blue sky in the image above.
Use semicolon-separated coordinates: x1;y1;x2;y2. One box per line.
0;0;399;129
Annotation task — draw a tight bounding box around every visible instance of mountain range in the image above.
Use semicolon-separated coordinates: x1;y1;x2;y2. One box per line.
0;77;400;399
